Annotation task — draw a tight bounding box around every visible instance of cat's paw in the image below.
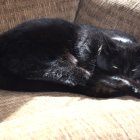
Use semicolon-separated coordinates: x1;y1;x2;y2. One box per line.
71;67;91;86
80;68;91;79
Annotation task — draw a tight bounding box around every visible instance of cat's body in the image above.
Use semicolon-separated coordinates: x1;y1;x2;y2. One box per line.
0;18;140;98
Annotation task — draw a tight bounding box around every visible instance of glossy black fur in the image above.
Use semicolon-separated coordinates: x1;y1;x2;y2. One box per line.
0;18;140;98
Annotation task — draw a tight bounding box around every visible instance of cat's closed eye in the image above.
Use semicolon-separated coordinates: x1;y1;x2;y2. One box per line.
131;68;137;72
110;65;120;73
112;65;119;69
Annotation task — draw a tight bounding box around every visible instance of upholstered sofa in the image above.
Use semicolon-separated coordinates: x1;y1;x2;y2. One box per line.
0;0;140;139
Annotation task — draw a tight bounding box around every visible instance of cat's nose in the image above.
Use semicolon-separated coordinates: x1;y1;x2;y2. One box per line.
123;70;132;78
123;67;132;77
123;70;128;76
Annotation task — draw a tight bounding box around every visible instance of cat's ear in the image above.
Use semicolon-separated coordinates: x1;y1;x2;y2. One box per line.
101;35;118;57
96;35;119;71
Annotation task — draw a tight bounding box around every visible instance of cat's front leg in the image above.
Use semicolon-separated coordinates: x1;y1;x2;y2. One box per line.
86;76;140;98
43;65;91;87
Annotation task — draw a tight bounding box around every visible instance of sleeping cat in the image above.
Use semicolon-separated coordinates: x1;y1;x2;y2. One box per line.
0;18;140;98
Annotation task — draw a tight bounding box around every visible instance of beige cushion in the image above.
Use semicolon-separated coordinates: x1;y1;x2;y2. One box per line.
0;0;140;139
1;91;140;139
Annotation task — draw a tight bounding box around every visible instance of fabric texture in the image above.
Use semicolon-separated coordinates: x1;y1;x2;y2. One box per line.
0;0;140;139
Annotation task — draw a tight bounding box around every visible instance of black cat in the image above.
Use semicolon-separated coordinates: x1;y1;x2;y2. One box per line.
0;18;140;98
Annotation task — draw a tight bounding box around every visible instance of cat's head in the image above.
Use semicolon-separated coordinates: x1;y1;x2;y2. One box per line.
96;35;140;83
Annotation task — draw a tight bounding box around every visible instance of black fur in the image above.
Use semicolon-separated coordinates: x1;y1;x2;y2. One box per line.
0;18;140;98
